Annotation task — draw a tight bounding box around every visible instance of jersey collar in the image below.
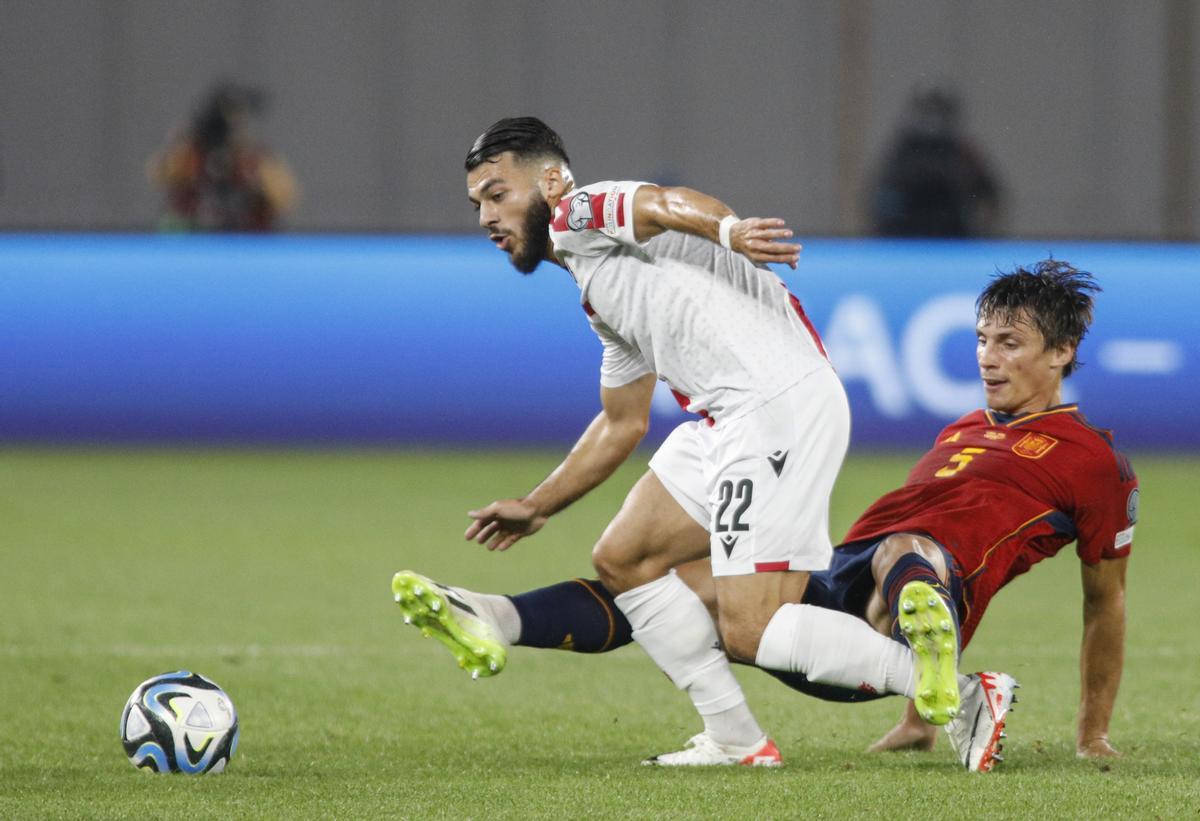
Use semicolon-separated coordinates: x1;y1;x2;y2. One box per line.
984;403;1079;427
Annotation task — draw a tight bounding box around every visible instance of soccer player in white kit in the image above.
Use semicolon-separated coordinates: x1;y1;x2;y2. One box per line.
460;117;958;765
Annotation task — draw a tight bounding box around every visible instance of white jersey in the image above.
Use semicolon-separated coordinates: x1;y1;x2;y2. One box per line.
549;180;831;424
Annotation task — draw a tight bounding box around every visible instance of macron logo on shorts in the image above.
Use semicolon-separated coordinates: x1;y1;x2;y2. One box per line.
767;450;788;477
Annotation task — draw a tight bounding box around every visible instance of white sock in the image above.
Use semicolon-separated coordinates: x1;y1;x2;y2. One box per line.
452;587;521;645
615;573;764;747
755;603;916;699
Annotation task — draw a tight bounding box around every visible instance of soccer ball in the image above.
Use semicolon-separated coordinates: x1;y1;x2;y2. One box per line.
120;671;239;774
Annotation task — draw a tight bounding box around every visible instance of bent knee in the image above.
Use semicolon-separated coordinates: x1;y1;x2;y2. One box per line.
590;540;626;592
592;537;672;595
873;534;948;581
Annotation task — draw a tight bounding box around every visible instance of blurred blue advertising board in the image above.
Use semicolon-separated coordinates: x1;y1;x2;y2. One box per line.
0;235;1194;448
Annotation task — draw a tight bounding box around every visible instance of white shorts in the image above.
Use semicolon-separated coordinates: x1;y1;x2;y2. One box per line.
648;366;850;577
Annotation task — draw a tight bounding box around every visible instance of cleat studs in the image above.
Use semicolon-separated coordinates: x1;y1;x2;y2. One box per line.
471;670;480;680
413;585;424;595
940;620;952;632
902;624;915;635
921;709;934;721
920;688;934;700
394;593;402;602
946;708;958;719
902;600;916;613
489;661;499;672
403;616;412;624
430;599;441;612
927;597;938;608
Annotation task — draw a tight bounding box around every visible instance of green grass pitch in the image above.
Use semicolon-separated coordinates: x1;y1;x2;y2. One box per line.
2;449;1198;818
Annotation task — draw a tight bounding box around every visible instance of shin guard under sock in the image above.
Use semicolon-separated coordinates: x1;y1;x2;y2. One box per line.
509;579;632;652
616;573;762;746
882;551;957;644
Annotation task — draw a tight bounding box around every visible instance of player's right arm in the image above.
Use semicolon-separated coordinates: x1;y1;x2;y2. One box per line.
1070;444;1136;757
1077;555;1127;757
631;185;801;269
464;372;656;552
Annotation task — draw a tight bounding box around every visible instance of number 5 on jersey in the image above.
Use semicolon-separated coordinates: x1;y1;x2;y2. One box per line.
935;447;986;478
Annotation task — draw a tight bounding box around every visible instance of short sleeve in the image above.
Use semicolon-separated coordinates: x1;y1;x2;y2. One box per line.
1074;450;1138;563
550;181;647;258
593;318;653;388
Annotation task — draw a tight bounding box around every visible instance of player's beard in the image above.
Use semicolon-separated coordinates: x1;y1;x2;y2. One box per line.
510;194;552;275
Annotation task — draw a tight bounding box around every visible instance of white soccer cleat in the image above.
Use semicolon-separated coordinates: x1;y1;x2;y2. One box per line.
642;733;782;767
944;671;1019;772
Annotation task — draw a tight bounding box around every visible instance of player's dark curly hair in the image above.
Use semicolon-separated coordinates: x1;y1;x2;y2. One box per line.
465;117;570;171
976;259;1101;378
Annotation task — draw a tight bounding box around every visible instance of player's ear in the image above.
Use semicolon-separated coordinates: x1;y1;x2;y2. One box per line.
538;164;571;202
1049;343;1075;370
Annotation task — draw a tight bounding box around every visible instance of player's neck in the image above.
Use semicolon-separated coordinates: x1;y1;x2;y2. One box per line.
990;385;1064;418
543;182;574;269
545;180;574;215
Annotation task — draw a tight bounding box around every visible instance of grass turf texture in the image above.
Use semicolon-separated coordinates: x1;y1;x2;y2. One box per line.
2;449;1198;819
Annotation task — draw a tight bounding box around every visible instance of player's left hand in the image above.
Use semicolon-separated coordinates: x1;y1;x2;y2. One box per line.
728;218;802;269
465;498;547;551
866;701;938;753
1077;736;1121;758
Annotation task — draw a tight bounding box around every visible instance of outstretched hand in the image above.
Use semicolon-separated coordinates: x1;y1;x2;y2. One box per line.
465;498;547;551
728;218;802;269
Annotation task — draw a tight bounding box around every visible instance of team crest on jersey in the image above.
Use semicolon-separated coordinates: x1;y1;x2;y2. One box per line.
984;431;1006;441
566;192;594;231
1012;432;1058;459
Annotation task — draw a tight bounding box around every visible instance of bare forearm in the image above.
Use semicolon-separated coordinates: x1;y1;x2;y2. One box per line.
524;412;644;518
634;186;800;268
1078;600;1125;749
639;186;733;243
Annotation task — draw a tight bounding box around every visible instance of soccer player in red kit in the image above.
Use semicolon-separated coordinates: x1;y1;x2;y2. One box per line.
843;260;1135;762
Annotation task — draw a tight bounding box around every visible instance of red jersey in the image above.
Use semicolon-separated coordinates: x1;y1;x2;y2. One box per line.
842;405;1138;647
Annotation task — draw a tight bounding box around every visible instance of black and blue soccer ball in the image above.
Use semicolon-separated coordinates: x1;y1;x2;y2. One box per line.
120;671;239;774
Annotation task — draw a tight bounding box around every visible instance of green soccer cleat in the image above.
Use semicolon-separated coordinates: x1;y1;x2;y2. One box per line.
391;570;507;680
898;580;960;725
